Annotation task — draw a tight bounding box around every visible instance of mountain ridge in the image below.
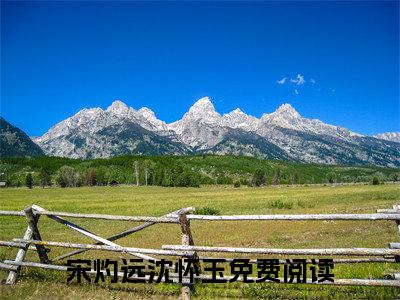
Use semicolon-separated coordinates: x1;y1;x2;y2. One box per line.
30;97;400;167
0;117;45;158
373;132;400;143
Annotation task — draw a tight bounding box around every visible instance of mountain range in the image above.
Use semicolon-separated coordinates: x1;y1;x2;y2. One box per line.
30;97;399;167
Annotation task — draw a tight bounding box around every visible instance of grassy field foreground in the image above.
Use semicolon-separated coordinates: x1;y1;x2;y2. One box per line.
0;184;399;299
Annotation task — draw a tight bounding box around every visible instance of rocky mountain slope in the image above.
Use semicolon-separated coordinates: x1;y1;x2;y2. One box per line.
373;132;400;143
33;97;399;167
35;101;186;158
0;117;44;157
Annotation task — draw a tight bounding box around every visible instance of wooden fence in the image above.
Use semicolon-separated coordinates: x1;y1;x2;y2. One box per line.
1;204;400;299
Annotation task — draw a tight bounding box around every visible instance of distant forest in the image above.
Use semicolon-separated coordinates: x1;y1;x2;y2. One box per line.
0;155;399;188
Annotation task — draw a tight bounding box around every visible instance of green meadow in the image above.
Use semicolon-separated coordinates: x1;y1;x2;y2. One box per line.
0;184;399;299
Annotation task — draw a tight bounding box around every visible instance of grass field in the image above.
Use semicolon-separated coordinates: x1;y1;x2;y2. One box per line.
0;184;400;299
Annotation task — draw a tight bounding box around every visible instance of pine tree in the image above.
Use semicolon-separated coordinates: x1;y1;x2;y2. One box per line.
39;167;52;188
252;169;266;187
25;173;33;189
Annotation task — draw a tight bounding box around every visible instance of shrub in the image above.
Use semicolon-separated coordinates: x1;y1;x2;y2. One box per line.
74;171;84;187
392;173;400;182
193;207;221;215
267;200;293;209
233;181;241;188
216;175;233;185
296;200;316;209
326;172;336;184
371;172;386;185
372;176;380;185
252;169;266;187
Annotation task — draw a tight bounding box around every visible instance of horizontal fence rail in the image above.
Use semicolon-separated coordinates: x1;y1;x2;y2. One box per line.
10;239;195;257
2;210;400;222
0;204;399;299
162;245;400;256
186;214;400;221
197;256;396;264
0;210;25;216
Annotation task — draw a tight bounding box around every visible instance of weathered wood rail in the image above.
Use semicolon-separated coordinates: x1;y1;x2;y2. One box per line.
1;204;400;299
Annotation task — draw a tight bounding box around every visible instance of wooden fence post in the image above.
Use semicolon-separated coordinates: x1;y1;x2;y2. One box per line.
24;207;49;264
6;206;50;284
393;205;400;264
178;211;198;300
393;219;400;263
6;226;33;284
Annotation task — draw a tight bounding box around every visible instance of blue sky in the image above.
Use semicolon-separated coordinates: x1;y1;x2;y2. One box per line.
1;1;399;136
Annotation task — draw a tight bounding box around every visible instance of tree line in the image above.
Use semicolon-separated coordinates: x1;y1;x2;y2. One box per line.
18;161;202;188
1;155;399;188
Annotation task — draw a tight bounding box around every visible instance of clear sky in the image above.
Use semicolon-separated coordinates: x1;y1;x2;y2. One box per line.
1;1;399;136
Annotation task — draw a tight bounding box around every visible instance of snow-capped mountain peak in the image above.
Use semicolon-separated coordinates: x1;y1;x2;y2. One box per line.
223;108;259;131
187;96;219;119
138;107;156;118
258;103;361;141
260;103;301;127
273;103;301;119
76;107;103;117
228;108;245;115
176;96;222;125
106;100;131;116
166;97;223;147
191;96;213;107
